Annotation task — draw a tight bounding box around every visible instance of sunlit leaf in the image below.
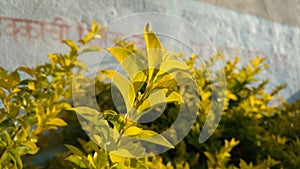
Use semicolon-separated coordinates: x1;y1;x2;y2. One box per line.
136;130;174;149
62;40;78;55
101;70;135;113
80;45;102;54
103;110;125;132
17;66;34;76
65;144;85;157
46;118;67;127
21;142;39;155
65;155;87;168
79;19;104;45
107;47;144;80
123;126;143;137
143;23;162;79
73;107;108;126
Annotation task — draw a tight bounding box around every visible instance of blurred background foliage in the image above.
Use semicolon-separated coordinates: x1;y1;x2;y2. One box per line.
0;21;299;169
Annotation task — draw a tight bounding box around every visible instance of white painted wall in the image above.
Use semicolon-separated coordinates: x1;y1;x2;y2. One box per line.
0;0;299;101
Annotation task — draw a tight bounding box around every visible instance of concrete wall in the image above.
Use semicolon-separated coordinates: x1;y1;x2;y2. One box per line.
198;0;300;28
0;0;299;101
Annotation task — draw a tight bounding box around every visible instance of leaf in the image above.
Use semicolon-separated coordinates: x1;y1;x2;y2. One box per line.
109;152;126;164
0;88;6;100
0;66;7;77
79;19;104;45
94;149;108;168
65;144;85;157
131;71;147;94
62;40;78;54
101;70;135;113
158;59;189;75
103;110;125;131
123;126;143;137
75;60;88;71
143;23;163;79
204;152;216;166
10;149;23;169
107;47;143;80
239;159;252;169
137;89;181;114
17;66;34;76
0;151;8;164
87;154;97;168
48;53;59;68
153;70;192;89
3;130;11;143
8;71;20;88
73;107;108;126
65;155;87;168
136;130;174;149
137;89;166;113
46;118;67;127
21;141;39;155
80;45;102;54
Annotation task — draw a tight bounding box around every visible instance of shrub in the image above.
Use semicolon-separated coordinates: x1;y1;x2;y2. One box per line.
0;21;299;169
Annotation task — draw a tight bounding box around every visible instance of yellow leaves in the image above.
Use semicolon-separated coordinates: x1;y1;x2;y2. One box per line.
48;53;59;68
79;19;104;45
101;70;136;113
46;118;67;127
226;138;240;148
0;71;20;90
8;71;20;89
143;23;162;50
17;66;34;76
136;130;174;149
143;23;163;79
123;126;142;137
226;90;238;101
272;135;287;145
238;156;280;169
80;45;102;54
204;138;240;168
107;47;143;80
0;88;6;100
136;89;182;119
28;81;35;91
73;107;108;127
21;141;39;155
62;40;79;55
158;59;189;75
109;152;124;164
103;110;126;132
250;56;265;68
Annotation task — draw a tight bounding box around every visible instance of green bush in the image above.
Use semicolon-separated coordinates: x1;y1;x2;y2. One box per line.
0;21;299;169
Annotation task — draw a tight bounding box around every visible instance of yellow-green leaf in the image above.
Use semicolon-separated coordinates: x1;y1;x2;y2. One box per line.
143;23;163;79
123;126;143;137
109;152;126;164
46;118;67;127
62;40;78;54
107;47;143;80
65;144;85;156
131;71;147;93
17;66;34;76
73;107;108;126
0;88;6;100
80;45;102;54
136;130;174;149
8;71;20;88
101;70;135;113
22;142;39;155
79;19;104;45
65;155;87;168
